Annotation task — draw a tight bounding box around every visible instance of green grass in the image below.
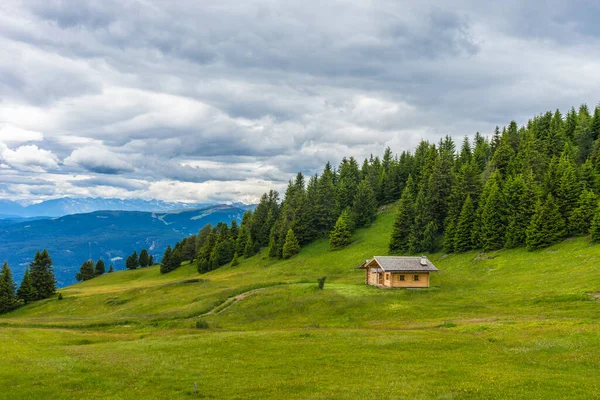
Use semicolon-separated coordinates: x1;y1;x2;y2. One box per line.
2;204;600;399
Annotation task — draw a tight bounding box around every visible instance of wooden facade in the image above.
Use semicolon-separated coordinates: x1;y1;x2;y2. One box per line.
360;256;438;288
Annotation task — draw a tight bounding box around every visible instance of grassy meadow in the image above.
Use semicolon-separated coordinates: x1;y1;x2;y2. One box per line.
2;204;600;399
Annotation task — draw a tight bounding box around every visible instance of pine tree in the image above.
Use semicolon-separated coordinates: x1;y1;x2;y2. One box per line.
29;249;56;300
231;253;240;267
352;179;377;228
160;246;173;274
480;180;507;251
108;264;114;273
389;176;415;253
454;195;476;252
590;203;600;243
330;210;352;249
555;151;581;221
504;174;538;248
568;189;597;236
125;251;139;270
139;249;149;268
17;268;37;304
282;229;300;259
421;221;438;253
95;259;105;276
148;255;154;266
526;195;566;250
76;260;96;281
0;262;20;313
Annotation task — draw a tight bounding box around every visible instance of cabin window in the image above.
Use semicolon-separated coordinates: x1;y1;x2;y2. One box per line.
385;273;390;280
413;275;419;281
399;275;405;281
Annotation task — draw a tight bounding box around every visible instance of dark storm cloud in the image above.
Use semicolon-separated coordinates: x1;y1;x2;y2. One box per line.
0;0;599;203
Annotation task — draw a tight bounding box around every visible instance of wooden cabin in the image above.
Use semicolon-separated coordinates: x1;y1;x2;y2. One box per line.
359;256;438;288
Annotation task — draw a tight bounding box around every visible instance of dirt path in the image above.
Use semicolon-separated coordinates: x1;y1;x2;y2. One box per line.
201;288;266;317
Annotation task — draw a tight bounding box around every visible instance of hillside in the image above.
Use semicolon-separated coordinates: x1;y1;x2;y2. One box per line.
1;204;600;399
0;204;251;286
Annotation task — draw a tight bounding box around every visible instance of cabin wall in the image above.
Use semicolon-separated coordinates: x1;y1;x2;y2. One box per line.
367;268;379;285
390;273;429;288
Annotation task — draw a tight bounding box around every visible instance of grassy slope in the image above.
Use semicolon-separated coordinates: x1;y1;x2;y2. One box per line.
1;204;600;399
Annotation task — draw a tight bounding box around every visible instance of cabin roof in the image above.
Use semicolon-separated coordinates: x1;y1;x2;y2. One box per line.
360;256;438;272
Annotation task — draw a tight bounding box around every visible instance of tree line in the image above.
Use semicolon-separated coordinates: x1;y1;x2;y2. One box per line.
158;103;600;275
0;250;56;314
74;249;153;282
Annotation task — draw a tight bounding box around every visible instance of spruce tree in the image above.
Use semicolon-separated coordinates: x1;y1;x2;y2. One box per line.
590;203;600;243
160;246;173;274
555;151;581;221
352;179;377;228
480;180;507;252
526;194;566;250
29;249;56;300
282;229;300;259
76;260;95;281
231;253;240;267
95;259;105;276
125;251;139;270
389;176;415;253
108;264;114;273
148;255;154;266
139;249;149;268
0;262;20;313
421;221;438;253
569;189;598;236
454;195;476;252
17;267;37;304
504;174;538;248
330;210;352;249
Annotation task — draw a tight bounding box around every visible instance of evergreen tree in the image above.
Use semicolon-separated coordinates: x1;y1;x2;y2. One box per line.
454;195;476;252
126;251;139;270
555;151;581;221
480;179;507;252
590;203;600;243
17;267;37;304
591;105;600;140
526;195;566;250
0;262;20;313
231;253;240;267
76;260;95;281
389;176;415;253
504;174;538;248
95;259;105;276
148;255;154;266
29;249;56;300
108;264;114;273
314;163;338;234
282;229;300;259
160;246;173;274
139;249;150;268
352;179;377;228
421;221;438;253
568;189;597;236
330;210;352;249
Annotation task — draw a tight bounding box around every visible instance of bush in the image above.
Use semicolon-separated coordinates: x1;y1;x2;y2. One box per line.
195;320;209;329
317;276;326;290
58;293;63;300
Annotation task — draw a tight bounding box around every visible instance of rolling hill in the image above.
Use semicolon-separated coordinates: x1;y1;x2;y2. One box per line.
0;204;252;286
1;204;599;399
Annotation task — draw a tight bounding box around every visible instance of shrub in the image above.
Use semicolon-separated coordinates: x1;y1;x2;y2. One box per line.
317;276;326;290
58;293;63;300
195;320;209;329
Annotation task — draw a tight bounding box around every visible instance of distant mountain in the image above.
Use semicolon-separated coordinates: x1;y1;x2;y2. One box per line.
0;197;229;218
0;204;253;287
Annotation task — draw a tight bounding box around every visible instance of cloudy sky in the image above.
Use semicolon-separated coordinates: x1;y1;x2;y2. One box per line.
0;0;599;204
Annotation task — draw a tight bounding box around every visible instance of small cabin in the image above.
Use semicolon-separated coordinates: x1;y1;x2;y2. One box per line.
359;256;438;288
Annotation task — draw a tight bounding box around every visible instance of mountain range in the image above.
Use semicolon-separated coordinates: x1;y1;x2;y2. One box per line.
0;203;253;287
0;197;220;218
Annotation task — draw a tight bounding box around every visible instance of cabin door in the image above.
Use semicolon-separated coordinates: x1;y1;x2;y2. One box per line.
378;273;383;285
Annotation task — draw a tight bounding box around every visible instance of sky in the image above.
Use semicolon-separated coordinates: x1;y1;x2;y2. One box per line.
0;0;599;204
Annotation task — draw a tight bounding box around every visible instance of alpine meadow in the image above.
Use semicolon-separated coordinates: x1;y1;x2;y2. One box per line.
2;1;600;399
2;104;600;398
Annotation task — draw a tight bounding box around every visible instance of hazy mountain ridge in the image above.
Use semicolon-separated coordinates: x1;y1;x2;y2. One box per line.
0;204;254;286
0;197;231;218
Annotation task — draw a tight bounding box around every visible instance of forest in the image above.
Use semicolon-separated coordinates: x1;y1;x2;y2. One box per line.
158;104;600;275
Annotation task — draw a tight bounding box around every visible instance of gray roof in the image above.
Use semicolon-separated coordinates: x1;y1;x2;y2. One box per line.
371;256;438;272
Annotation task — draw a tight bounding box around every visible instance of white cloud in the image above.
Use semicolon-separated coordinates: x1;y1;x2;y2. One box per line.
64;146;134;174
0;124;44;144
0;143;59;172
